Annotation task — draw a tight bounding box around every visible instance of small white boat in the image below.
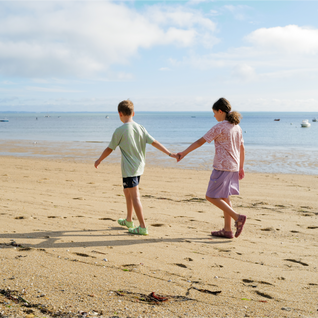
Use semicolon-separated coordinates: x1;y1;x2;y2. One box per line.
301;119;311;128
313;118;317;122
0;118;9;122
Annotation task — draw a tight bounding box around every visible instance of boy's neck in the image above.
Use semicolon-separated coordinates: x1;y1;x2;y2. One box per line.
119;112;134;124
122;116;134;124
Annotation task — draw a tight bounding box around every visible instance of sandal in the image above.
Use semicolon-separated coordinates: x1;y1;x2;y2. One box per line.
128;226;148;235
118;218;134;229
235;215;246;238
211;228;234;239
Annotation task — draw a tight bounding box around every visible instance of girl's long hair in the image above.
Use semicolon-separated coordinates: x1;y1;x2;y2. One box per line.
212;98;242;125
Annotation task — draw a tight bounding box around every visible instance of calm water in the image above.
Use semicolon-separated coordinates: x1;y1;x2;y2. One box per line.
1;111;318;175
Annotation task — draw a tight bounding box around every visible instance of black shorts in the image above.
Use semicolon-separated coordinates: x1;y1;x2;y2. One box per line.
123;176;140;189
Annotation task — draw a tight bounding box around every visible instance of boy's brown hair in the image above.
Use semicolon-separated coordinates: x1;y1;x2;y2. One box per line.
118;100;134;116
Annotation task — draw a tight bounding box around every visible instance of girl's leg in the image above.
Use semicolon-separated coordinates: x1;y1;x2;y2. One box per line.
127;185;146;228
206;196;239;229
222;198;233;232
123;188;134;223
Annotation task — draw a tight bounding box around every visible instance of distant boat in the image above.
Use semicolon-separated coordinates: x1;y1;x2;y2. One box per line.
313;118;317;122
274;119;280;121
191;116;196;118
0;118;9;122
105;116;109;119
301;119;311;128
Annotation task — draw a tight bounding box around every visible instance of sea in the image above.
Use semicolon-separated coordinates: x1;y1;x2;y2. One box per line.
1;111;318;175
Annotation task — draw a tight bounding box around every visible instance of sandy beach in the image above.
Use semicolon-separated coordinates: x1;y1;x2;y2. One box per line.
1;155;318;318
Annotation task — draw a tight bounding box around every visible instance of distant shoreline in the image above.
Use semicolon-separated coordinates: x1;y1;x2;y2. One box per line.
1;138;318;176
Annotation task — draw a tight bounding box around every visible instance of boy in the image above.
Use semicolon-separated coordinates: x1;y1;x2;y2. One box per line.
94;100;177;235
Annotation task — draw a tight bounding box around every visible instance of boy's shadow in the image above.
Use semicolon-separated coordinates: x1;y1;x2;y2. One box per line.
0;227;232;250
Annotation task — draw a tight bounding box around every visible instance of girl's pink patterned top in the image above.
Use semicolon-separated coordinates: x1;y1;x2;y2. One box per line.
203;120;244;172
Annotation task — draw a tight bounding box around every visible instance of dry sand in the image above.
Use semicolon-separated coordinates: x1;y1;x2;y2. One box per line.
1;155;318;318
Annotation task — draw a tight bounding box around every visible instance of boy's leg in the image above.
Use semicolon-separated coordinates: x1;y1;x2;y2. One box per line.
123;188;133;223
127;185;146;229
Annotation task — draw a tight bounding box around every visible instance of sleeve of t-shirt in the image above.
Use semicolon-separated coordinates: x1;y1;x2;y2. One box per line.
203;125;221;143
108;128;121;150
142;126;155;144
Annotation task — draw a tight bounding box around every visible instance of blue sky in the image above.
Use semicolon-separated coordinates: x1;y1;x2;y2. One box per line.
0;0;318;112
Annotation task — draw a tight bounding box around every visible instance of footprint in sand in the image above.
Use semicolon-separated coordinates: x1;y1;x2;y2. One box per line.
174;263;187;268
260;227;275;232
99;218;116;221
151;224;167;227
242;279;273;286
73;252;96;258
284;259;309;266
255;291;274;299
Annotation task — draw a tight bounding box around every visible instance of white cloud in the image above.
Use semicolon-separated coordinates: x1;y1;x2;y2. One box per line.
26;86;83;93
187;0;211;6
174;24;318;86
0;2;217;78
223;5;251;21
231;63;256;81
245;25;318;55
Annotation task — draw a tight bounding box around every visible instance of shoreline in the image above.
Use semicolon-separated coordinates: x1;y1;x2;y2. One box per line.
1;156;318;317
1;138;318;176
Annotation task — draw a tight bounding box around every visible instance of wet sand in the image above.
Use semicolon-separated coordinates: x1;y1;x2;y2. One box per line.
1;155;318;317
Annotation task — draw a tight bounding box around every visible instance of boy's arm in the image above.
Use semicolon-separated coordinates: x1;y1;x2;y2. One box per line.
94;147;113;169
177;137;206;162
239;143;245;180
151;140;177;158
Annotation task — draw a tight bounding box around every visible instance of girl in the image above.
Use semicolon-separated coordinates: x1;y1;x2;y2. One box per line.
177;98;246;238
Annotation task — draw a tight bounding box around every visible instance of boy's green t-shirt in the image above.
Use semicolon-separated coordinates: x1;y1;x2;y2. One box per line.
108;122;155;178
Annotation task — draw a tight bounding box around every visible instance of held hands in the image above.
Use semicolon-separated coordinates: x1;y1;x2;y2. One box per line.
169;153;179;160
170;152;186;162
177;152;186;162
169;153;185;162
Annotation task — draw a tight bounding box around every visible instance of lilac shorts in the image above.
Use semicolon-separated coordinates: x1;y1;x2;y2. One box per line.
206;170;239;199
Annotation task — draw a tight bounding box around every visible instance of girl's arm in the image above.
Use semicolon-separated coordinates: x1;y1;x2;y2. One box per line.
239;143;245;180
177;137;206;162
94;147;113;168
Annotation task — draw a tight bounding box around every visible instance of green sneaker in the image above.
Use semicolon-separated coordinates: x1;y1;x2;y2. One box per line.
118;218;134;229
128;226;148;235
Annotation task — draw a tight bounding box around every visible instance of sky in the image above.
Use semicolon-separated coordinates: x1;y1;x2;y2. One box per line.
0;0;318;112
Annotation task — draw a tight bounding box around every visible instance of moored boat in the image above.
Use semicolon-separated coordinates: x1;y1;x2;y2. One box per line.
301;119;311;128
0;118;9;122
